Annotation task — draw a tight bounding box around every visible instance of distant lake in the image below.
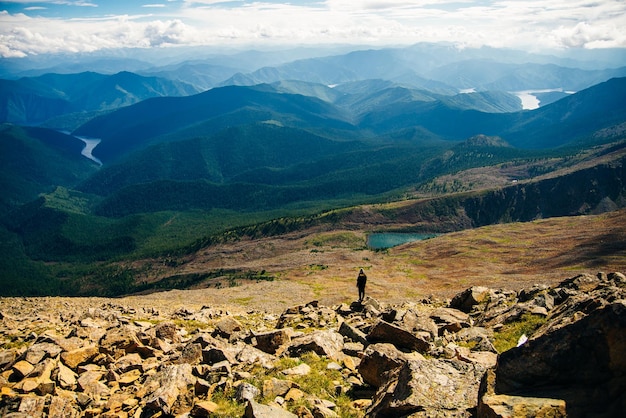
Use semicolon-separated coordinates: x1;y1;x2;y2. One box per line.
367;233;438;249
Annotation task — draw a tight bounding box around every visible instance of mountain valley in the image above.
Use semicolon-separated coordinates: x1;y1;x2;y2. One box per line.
0;43;625;301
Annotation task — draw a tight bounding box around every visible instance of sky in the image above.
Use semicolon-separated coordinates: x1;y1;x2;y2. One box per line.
1;0;625;58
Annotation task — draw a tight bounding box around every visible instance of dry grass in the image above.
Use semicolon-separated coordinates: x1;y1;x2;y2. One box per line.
127;209;626;314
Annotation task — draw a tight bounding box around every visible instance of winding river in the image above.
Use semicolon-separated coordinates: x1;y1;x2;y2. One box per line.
76;136;102;166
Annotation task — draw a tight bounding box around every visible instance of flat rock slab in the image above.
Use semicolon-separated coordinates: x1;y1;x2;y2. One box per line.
244;400;298;418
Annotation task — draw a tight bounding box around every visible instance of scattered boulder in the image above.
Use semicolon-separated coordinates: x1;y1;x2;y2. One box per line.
1;271;624;418
282;363;311;376
367;358;485;417
486;300;626;417
450;286;491;313
153;321;181;344
430;307;472;335
245;399;298;418
366;320;431;353
213;316;245;340
142;364;196;415
253;329;291;354
60;346;99;370
262;377;294;398
358;343;414;388
399;309;439;341
236;382;261;402
287;330;344;360
478;370;566;418
338;321;368;346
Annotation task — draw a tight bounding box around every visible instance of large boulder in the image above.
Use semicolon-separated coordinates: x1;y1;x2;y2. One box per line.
141;364;196;415
366;320;430;353
338;321;368;346
400;309;439;341
485;300;626;417
450;286;491;313
253;329;291;354
244;399;298;418
478;369;566;418
213;316;245;340
60;346;99;370
429;308;472;335
358;343;410;388
367;358;486;417
287;330;344;360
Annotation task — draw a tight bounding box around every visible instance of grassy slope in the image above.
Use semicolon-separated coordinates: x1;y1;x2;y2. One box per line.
124;207;626;313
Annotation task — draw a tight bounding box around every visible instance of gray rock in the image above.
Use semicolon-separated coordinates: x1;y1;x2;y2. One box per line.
287;330;344;360
17;395;47;417
282;363;311;376
450;286;491;313
430;308;472;335
368;358;485;417
400;309;439;340
608;271;626;286
99;325;140;356
253;329;290;354
178;342;203;364
479;394;566;418
23;342;62;365
531;291;555;311
312;404;339;417
492;300;626;418
339;321;368;346
244;399;298;418
60;346;99;370
213;316;244;340
48;395;80;418
0;349;16;370
112;352;143;374
202;344;240;365
56;361;77;389
455;327;497;353
143;363;196;415
237;344;276;369
358;343;408;388
236;382;261;402
153;321;180;343
366;320;431;353
263;377;294;398
77;370;110;398
558;273;601;292
342;341;364;357
478;368;567;418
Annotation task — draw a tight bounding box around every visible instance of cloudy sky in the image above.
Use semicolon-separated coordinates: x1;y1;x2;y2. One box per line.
1;0;625;58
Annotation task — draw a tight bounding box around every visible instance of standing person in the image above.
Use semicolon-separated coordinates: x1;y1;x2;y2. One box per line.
357;268;367;302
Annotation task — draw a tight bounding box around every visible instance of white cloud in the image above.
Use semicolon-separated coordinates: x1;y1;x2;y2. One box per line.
0;0;625;57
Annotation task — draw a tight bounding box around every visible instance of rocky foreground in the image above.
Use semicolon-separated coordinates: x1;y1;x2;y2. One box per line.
1;272;625;417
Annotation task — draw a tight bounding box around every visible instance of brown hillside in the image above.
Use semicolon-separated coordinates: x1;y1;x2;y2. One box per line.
128;208;626;314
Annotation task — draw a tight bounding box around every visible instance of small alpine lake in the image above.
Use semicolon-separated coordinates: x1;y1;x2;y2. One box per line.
367;232;438;250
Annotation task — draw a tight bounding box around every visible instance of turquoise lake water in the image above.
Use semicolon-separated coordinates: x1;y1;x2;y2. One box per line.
366;233;438;249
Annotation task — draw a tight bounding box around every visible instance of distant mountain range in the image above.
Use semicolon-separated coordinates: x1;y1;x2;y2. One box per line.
0;71;200;125
219;49;626;93
73;76;626;163
3;44;626;129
